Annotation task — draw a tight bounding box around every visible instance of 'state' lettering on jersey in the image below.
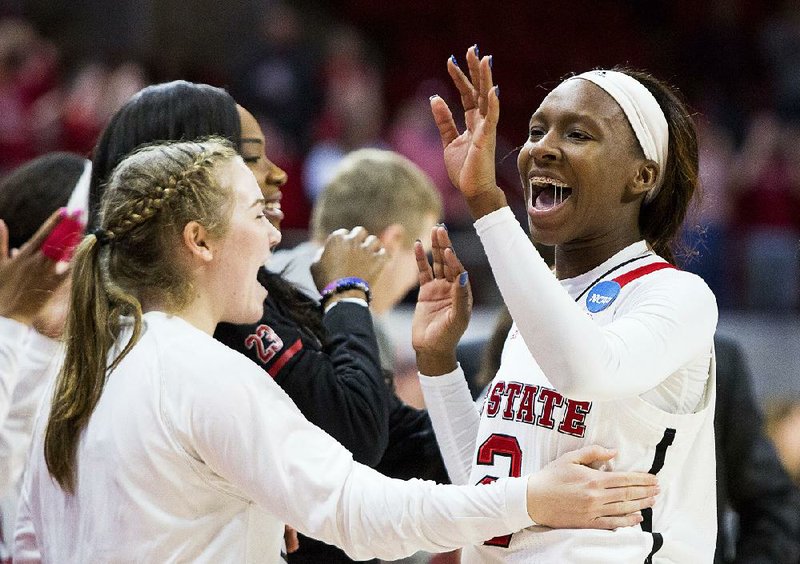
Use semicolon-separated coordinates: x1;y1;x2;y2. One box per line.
484;380;592;438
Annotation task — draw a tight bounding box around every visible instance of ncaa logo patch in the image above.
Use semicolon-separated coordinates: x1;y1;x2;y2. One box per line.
586;280;621;313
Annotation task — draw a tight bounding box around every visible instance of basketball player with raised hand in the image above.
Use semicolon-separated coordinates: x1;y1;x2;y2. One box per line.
416;45;718;562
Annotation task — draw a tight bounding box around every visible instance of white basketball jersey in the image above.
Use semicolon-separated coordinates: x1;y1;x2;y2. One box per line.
463;254;717;564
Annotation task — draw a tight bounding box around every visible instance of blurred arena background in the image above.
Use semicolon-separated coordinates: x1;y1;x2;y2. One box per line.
1;0;798;407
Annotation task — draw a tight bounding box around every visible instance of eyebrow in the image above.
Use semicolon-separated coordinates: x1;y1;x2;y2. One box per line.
529;110;604;129
241;137;264;145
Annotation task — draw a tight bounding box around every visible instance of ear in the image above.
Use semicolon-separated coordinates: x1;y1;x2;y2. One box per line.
182;221;214;263
378;223;406;254
625;160;660;200
626;160;659;200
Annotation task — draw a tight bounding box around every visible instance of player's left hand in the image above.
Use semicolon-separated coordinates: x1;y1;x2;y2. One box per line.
412;224;472;375
430;45;507;218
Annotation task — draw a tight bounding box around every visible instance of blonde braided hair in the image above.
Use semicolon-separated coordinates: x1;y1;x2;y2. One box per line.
45;138;238;492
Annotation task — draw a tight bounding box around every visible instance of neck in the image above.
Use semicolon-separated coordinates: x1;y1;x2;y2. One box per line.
554;232;643;279
141;294;218;336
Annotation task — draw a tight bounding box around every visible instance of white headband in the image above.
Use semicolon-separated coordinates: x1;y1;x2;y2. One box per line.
568;70;669;203
66;159;92;219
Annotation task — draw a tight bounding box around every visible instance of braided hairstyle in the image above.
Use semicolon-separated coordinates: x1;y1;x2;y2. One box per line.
45;138;237;493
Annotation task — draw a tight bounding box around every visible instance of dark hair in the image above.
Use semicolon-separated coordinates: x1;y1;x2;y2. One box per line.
0;152;87;250
89;80;241;229
89;79;324;341
619;69;700;265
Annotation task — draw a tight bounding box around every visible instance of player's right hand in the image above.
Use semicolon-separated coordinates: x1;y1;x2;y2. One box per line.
311;226;388;292
0;210;72;326
525;445;659;530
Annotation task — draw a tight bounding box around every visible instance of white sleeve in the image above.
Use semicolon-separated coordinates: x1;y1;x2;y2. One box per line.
0;317;29;428
0;331;62;495
181;361;533;561
475;207;718;402
418;366;480;485
11;476;39;563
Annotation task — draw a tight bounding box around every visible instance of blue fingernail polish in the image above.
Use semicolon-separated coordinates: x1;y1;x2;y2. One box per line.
440;223;448;231
473;44;480;57
489;55;493;69
495;85;500;99
429;94;439;101
450;55;458;67
459;271;469;287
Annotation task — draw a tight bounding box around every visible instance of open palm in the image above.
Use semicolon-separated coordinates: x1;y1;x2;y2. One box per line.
431;46;502;204
411;226;472;359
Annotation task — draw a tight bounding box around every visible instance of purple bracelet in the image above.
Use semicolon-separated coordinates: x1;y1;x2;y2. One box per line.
320;276;371;306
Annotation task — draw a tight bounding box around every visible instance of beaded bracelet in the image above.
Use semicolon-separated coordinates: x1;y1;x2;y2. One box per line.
320;276;371;307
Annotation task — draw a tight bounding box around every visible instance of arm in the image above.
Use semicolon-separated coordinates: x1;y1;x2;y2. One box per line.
0;317;28;429
188;360;533;561
373;393;449;484
475;208;718;401
0;330;62;495
411;226;478;484
12;476;40;563
418;368;480;485
715;336;800;563
186;356;658;561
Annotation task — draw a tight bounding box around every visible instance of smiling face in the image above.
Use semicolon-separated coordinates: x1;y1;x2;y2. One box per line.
517;78;650;251
212;156;281;324
237;105;288;230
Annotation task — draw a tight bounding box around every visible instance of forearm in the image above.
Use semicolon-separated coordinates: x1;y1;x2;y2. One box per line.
418;366;480;485
0;317;29;428
280;302;389;465
195;370;532;562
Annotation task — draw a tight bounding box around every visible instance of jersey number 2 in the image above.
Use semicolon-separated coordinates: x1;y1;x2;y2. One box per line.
476;434;523;548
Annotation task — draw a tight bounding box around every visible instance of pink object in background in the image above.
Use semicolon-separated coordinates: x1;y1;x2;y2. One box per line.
40;208;84;262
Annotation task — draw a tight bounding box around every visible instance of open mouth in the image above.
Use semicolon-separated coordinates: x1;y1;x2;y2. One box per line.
529;176;573;211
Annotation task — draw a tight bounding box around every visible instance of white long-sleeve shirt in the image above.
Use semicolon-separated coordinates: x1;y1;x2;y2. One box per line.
421;207;718;563
15;311;534;563
0;319;62;557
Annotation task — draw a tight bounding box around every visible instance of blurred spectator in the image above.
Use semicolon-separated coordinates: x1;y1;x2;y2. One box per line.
766;398;800;486
681;118;736;307
389;84;472;227
760;1;800;122
714;334;800;563
232;2;321;156
0;18;59;173
303;26;387;203
730;112;800;310
57;61;147;155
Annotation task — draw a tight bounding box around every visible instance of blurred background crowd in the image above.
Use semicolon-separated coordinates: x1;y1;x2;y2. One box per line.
1;0;799;496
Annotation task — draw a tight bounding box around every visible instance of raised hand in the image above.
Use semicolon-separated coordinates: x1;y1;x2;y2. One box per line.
525;445;659;530
0;209;73;326
430;45;507;218
412;225;472;375
311;226;388;292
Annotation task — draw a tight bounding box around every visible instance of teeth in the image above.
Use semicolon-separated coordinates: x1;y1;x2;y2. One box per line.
264;202;282;211
529;176;569;188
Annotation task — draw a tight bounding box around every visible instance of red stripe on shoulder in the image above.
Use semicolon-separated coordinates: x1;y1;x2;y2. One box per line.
267;338;303;378
613;262;676;288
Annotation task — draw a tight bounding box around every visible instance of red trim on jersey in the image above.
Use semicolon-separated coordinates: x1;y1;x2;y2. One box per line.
267;338;303;378
613;262;676;288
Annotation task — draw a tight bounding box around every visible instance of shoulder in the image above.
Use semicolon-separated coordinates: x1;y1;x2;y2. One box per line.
621;262;717;316
152;316;284;411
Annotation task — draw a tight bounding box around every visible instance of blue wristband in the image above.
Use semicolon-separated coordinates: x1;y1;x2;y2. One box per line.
320;276;371;306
